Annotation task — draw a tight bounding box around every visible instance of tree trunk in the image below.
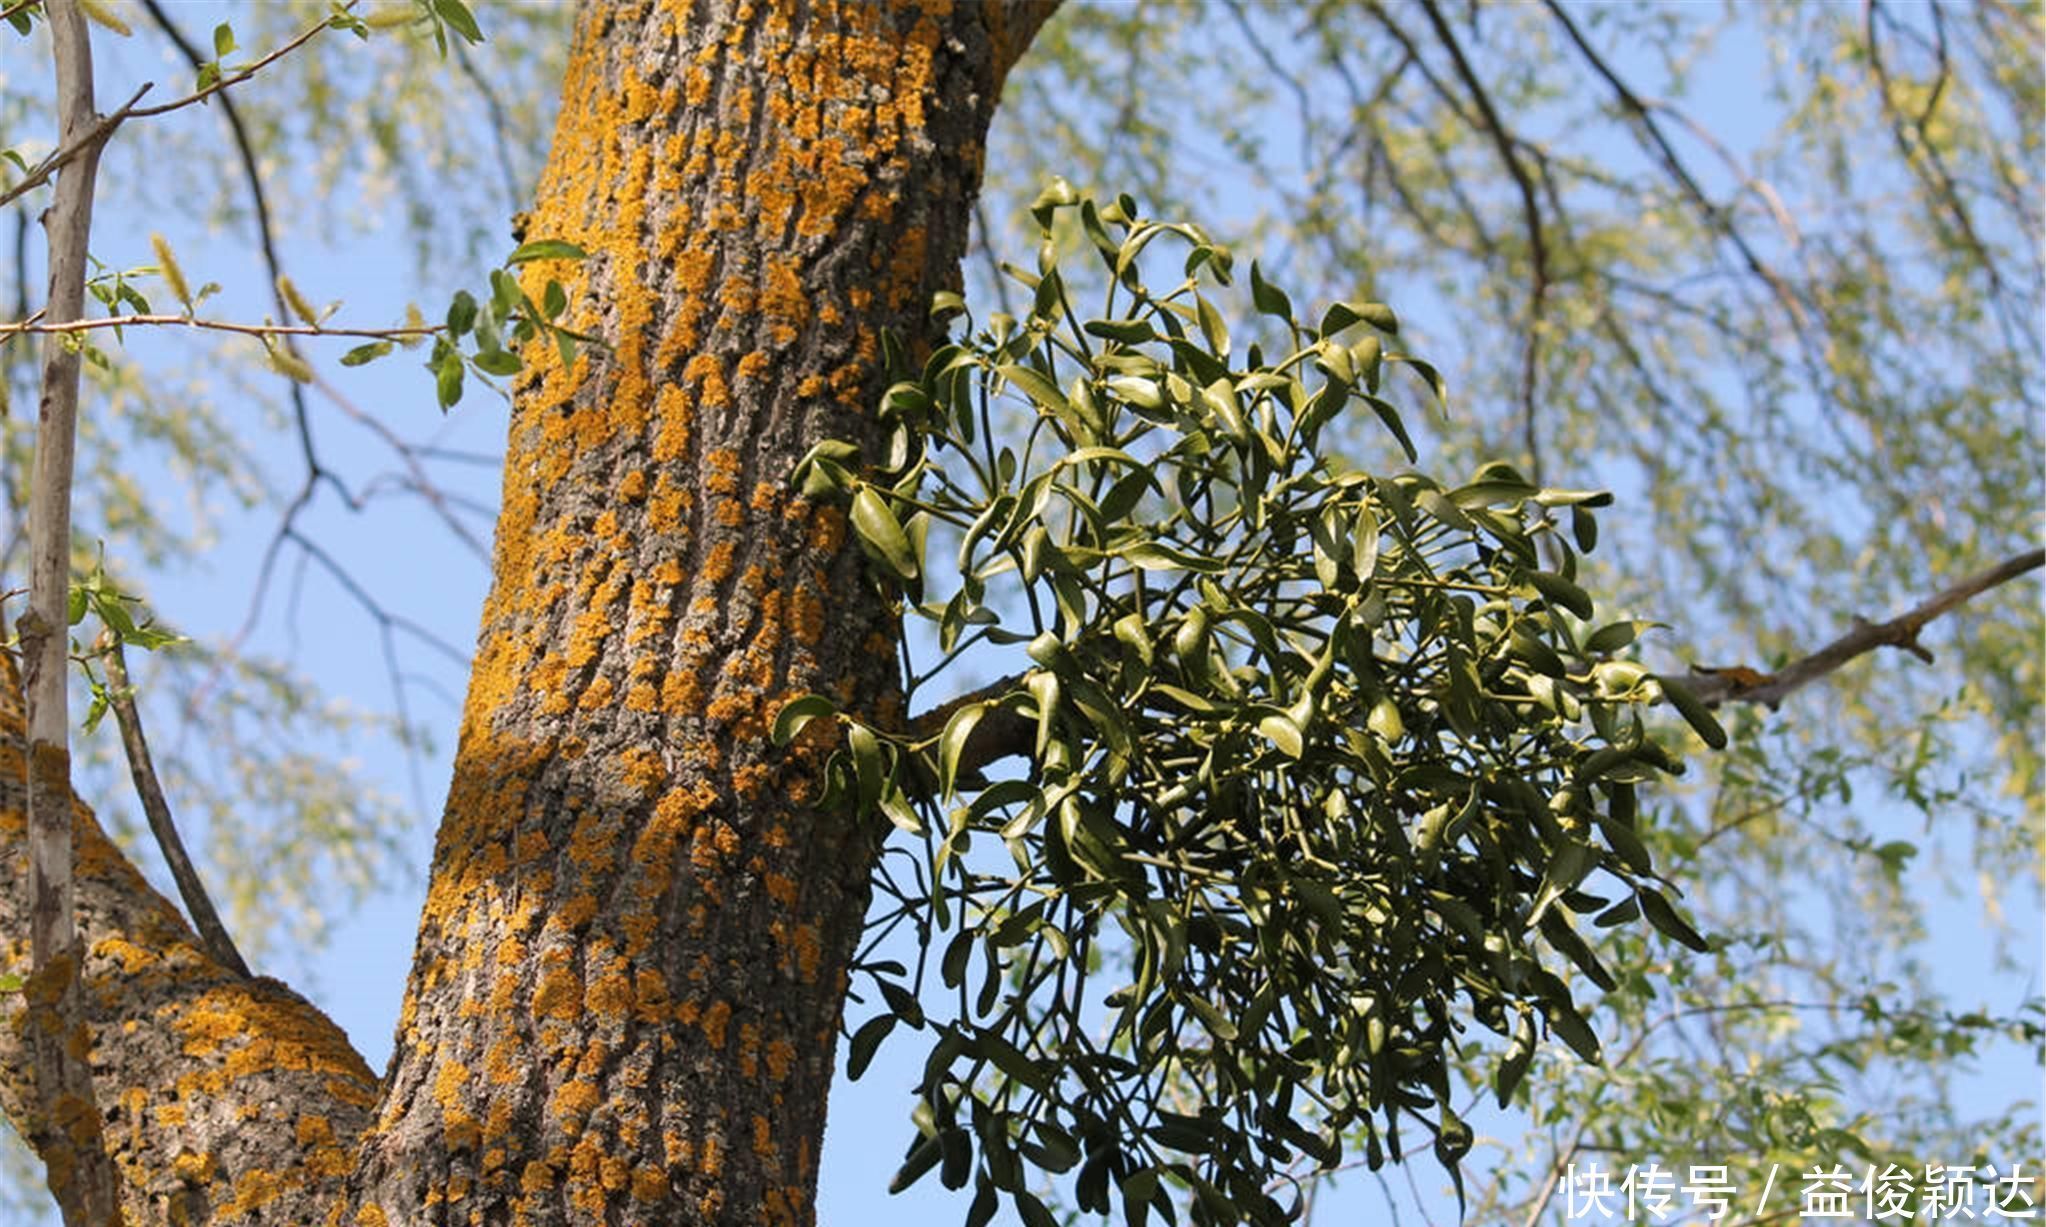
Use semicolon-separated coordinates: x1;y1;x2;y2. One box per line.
0;0;1053;1223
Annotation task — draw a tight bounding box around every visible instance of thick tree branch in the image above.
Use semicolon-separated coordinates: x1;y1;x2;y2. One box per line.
0;658;375;1224
1686;548;2044;707
101;635;251;978
910;671;1035;784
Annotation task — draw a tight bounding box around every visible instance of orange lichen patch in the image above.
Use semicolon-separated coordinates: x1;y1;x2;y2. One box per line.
444;1109;482;1152
702;540;737;586
521;1159;557;1194
625;681;660;712
651;385;693;464
616;746;668;797
759;254;809;344
789;582;826;646
154;1100;187;1129
227;1167;292;1217
631;1165;668;1202
788;922;823;983
653;558;684;585
534;964;583;1020
659;666;704;716
701;999;733;1050
647;472;691;536
554;892;599;931
796;373;826;398
714;496;745;528
576;674;618;711
809;506;846;553
434;1059;471;1110
765;1037;796;1081
683;353;730;410
93;935;157;975
486;1036;526;1085
567;809;620;872
549;1078;603;1126
763;872;798;908
737;1022;761;1078
354;1205;390;1227
587;967;634;1022
752;1114;776;1159
514;828;551;865
703;447;742;495
731;762;773;801
171;1148;216;1183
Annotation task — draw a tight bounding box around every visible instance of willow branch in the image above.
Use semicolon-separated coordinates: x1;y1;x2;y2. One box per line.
0;312;438;342
1686;548;2045;707
125;2;353;119
100;635;251;978
0;82;151;212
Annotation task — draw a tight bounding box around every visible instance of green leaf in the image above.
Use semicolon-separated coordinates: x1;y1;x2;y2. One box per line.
435;353;465;409
1194;292;1230;357
507;238;586;264
1364;395;1418;463
445;291;477;337
851;487;919;581
1257;712;1304;759
431;0;483;43
846;1013;894;1080
212;22;236;56
1639;887;1711;952
848;722;885;815
339;341;394;367
473;347;522;377
1084;318;1157;345
1248;260;1292;321
938;702;985;799
771;694;835;746
997;363;1069;417
1657;673;1728;749
1545;1000;1603;1064
1527;571;1594;620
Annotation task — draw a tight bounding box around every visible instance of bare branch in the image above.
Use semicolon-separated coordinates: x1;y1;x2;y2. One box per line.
1415;0;1552;481
1687;548;2045;707
100;634;251;978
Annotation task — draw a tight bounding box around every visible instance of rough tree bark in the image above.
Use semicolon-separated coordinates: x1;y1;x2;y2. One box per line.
0;0;1054;1223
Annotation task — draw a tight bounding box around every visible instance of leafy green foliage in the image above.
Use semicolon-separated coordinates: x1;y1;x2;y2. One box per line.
789;188;1716;1224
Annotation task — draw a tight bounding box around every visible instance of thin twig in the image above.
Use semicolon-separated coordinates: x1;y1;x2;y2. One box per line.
1686;547;2045;707
0;312;438;342
101;634;252;977
126;2;354;119
1415;0;1551;482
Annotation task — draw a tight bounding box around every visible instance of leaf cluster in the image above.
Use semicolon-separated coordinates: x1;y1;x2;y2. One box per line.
783;186;1721;1224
